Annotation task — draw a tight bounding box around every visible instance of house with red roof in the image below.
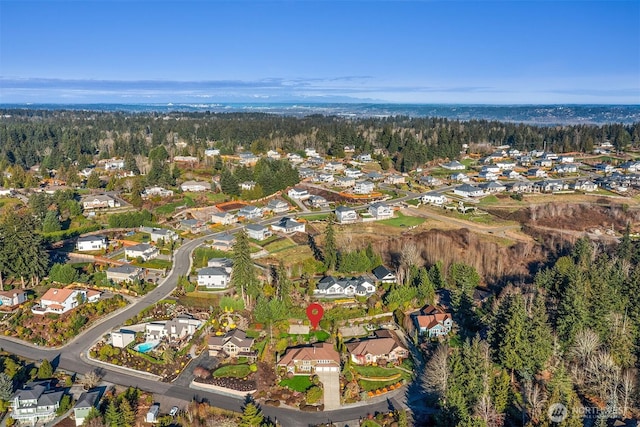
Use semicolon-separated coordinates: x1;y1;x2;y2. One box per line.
277;343;340;374
413;305;453;338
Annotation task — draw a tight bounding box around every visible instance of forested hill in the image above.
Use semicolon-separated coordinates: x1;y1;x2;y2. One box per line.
0;109;638;172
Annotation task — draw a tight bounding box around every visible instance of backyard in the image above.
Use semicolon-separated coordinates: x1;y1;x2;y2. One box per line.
378;212;425;228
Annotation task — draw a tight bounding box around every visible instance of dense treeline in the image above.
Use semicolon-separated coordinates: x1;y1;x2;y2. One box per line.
424;232;640;426
1;109;638;173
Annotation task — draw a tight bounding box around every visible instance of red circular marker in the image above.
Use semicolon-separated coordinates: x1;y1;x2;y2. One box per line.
306;303;324;330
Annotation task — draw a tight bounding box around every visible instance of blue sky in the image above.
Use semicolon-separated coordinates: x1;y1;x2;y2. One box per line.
1;1;639;104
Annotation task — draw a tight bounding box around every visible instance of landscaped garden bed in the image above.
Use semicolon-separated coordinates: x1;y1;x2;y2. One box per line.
194;374;257;392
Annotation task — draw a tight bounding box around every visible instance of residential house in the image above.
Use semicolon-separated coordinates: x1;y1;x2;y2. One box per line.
245;224;272;241
324;162;345;172
266;199;290;214
478;170;499;181
111;329;136;348
534;180;568;193
355;153;372;162
316;173;335;183
413;305;453;338
125;243;159;261
441;160;466;170
142;186;174;198
271;217;305;234
0;290;27;308
420;192;448;206
518;155;533;166
619;161;640;173
298;168;316;179
553;164;578;174
180;180;210;192
495;161;516;170
596;163;616;174
534;159;553;168
335;206;358;224
287;153;303;163
509;181;535;193
558;155;575;164
240;181;256;191
277;342;341;373
508;148;521;158
308;195;329;208
314;276;376;297
204;148;220;157
336;177;356;188
106;265;144;284
0;187;14;197
450;172;470;182
419;175;442;186
211;212;237;226
82;194;120;210
73;391;101;427
344;168;364;178
211;234;235;251
207;257;234;270
305;148;319;157
346;330;408;365
104;159;125;170
11;381;64;425
207;329;256;360
180;219;207;233
366;171;384;181
173;156;198;164
571;180;598;192
480;181;507;194
238;152;259;166
34;288;99;315
197;266;230;289
288;187;310;200
528;168;548;178
238;205;263;220
266;149;281;159
76;235;107;252
453;184;484;198
501;169;520;179
368;202;394;220
140;227;179;243
384;174;405;185
372;265;396;284
145;315;202;342
353;180;375;194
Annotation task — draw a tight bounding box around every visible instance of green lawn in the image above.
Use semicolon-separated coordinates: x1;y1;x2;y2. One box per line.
280;375;313;392
378;212;425;228
212;364;252;378
358;378;402;392
132;259;173;270
301;213;329;221
478;195;500;206
353;365;401;378
405;199;420;206
264;238;297;253
154;196;196;215
193;247;230;268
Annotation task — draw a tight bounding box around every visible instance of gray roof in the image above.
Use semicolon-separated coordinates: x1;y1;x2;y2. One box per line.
78;235;106;243
107;265;141;274
245;223;267;232
126;243;154;252
316;276;372;292
335;206;355;213
372;265;394;280
276;217;302;228
455;184;482;192
74;391;100;409
198;267;228;276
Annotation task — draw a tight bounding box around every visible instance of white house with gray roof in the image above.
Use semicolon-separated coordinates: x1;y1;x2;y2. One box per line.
77;235;107;252
125;243;159;261
335;206;358;224
368;202;394;220
271;217;305;234
314;276;376;297
106;265;144;283
245;224;272;241
453;184;484;198
11;381;64;425
197;266;231;289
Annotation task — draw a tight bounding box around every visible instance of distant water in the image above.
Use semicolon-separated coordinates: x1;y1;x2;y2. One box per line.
1;103;639;125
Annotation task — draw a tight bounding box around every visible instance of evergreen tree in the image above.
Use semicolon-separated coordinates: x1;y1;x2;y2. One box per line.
104;399;123;427
124;153;140;175
490;293;528;378
0;372;13;401
239;403;264;427
220;169;239;196
86;171;102;189
323;214;337;271
275;261;291;303
526;293;553;373
37;359;54;379
232;228;259;308
42;209;62;233
119;398;136;427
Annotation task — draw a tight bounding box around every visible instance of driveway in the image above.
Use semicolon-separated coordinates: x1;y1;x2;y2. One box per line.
316;370;341;410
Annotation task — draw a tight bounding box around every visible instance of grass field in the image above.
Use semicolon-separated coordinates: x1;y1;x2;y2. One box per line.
353;365;403;378
302;213;330;221
154;196;196;215
213;364;252;378
358;378;403;392
477;195;500;205
132;259;173;270
193;247;230;268
280;376;313;392
378;212;425;228
264;238;297;253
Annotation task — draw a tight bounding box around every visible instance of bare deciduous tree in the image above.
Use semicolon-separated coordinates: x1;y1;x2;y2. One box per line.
422;344;449;401
81;369;103;390
619;369;636;417
475;394;504;427
523;379;547;423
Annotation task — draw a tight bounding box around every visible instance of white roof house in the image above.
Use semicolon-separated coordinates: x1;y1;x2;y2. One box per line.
77;235;107;252
335;206;358;224
353;181;375;195
368;202;394;220
197;267;231;289
288;187;310;200
180;180;210;192
125;243;159;261
421;192;448;205
441;160;466;170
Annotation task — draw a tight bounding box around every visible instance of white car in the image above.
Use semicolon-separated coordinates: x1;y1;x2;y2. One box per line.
169;406;179;417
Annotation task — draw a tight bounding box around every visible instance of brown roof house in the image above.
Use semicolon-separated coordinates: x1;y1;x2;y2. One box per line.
207;329;256;361
346;330;408;365
413;305;453;338
277;343;340;374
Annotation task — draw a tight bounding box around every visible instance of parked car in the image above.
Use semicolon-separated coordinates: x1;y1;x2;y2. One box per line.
169;406;179;417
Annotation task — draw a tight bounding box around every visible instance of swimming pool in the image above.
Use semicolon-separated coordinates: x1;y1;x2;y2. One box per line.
134;341;159;353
